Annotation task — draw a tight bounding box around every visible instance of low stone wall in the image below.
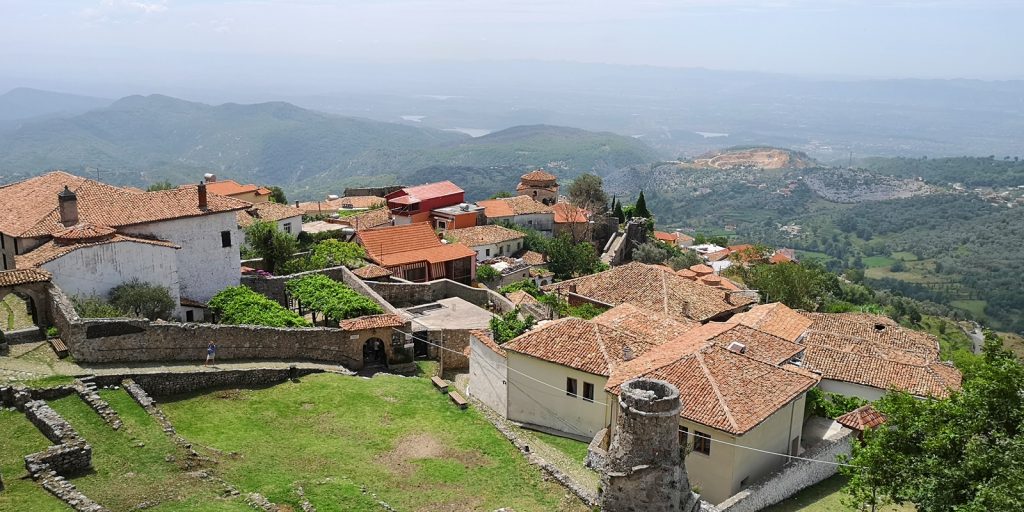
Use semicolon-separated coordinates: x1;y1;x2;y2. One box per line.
716;425;855;512
3;326;45;344
37;467;109;512
584;428;609;472
428;330;472;371
24;400;80;445
25;441;93;477
96;367;324;396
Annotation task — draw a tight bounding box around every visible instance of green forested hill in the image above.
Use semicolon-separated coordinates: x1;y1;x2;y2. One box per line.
0;87;111;121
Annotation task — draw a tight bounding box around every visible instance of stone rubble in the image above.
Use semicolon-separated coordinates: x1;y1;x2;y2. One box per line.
73;377;123;430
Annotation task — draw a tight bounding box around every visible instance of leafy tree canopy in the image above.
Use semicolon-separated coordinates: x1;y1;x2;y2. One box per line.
284;274;382;323
730;260;841;311
109;279;176;320
209;286;309;327
634;190;651;219
245;220;299;274
476;264;501;283
490;309;536;343
145;180;174;192
546;234;603;280
843;333;1024;512
567;173;608;213
268;186;287;204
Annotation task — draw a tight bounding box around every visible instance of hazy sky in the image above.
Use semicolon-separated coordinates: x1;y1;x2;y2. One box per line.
1;0;1022;93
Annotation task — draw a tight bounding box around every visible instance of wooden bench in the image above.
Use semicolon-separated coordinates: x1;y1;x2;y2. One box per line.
431;376;449;392
48;338;69;359
448;390;468;410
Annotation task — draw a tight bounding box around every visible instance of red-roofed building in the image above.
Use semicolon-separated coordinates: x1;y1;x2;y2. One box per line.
203;174;273;203
516;169;559;205
385;181;465;225
355;222;476;284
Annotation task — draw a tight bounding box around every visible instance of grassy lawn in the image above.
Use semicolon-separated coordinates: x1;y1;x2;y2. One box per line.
950;300;988;321
47;390;248;512
862;255;895;268
527;430;590;463
0;409;69;512
2;293;35;331
890;251;919;262
160;373;589;512
763;474;915;512
916;315;974;359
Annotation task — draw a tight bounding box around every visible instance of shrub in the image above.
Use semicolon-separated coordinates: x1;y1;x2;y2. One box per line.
109;279;175;320
209;286;310;327
245;221;299;274
283;239;367;274
490;309;535;343
72;295;125;318
285;274;383;323
476;264;501;283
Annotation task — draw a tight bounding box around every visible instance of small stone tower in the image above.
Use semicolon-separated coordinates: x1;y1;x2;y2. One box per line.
601;378;702;512
516;169;558;205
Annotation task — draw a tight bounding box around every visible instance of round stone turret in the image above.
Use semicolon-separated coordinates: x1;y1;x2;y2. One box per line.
516;169;558;205
600;378;702;512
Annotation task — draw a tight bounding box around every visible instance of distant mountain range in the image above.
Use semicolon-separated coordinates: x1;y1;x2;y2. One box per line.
0;92;661;200
0;87;111;122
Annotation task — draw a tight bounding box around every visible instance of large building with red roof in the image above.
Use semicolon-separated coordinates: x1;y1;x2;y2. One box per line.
355;222;476;284
385;181;466;225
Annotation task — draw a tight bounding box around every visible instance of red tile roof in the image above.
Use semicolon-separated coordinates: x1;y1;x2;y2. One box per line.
836;405;886;432
552;202;588;224
386;181;463;203
654;231;678;242
516;250;546;266
17;234;180;268
689;264;715;275
520;169;557;182
205;179;270;197
52;223;116;242
592;303;698;345
352;264;392;279
504;317;667;377
0;268;51;286
447;225;524;247
338;314;405;331
607;342;819;435
356;222;475;267
477;195;553;218
470;329;506;357
730;303;813;342
236;201;303;227
506;290;541;307
0;172;250;238
543;262;754;322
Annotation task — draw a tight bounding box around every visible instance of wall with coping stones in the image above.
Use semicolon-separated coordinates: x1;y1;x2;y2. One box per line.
365;279;514;314
93;367;326;396
241;265;399;315
24;399;81;445
3;326;45;344
715;426;855;512
25;441;93;477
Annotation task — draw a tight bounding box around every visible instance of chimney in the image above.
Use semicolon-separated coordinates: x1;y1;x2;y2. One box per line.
57;185;79;227
203;173;217;183
198;181;208;210
622;345;635;362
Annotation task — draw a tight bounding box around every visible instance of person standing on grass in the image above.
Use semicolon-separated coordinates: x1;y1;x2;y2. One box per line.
205;341;217;366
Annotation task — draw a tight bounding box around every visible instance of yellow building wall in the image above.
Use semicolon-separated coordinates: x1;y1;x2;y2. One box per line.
506;351;610;440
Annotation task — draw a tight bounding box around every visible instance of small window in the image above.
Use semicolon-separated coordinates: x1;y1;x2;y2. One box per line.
583;382;594;402
0;234;4;248
436;220;447;230
283;222;292;234
485;248;491;256
221;230;232;248
679;426;688;447
694;431;711;455
498;245;504;255
2;253;6;270
566;377;577;397
185;310;194;322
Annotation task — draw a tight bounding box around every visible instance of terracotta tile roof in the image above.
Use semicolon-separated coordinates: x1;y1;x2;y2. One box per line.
677;269;697;279
520;169;557;182
689;264;715;275
333;208;393;230
678;233;695;243
542;262;754;322
476;199;515;218
352;264;392;279
338;314;404;331
836;405;886;432
470;329;505;357
16;234;180;268
386;181;463;203
506;290;540;307
552;202;588;224
654;231;678;242
0;268;51;286
592;303;698;345
711;323;805;365
447;225;524;247
356;222;476;267
478;196;553;218
179;297;207;308
0;172;251;238
504;317;666;377
52;223;116;242
236;201;303;227
516;250;546;266
607;342;819;435
205;180;268;197
770;252;794;264
730;303;813;342
799;312;961;397
296;196;385;215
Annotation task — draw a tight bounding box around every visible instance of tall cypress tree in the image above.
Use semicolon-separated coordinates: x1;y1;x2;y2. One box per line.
635;191;651;219
613;201;625;224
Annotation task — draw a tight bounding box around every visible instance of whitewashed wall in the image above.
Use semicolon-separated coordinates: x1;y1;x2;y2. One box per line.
818;379;886;401
275;215;303;236
468;336;508;416
122;212;240;302
469;238;525;261
41;241;181;317
506;351;609;440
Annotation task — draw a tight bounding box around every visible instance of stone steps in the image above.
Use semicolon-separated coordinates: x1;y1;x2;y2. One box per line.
72;379;122;431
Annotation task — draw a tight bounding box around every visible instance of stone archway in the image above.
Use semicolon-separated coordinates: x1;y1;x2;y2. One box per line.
362;337;387;366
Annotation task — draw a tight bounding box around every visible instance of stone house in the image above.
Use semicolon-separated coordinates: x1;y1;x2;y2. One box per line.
0;172;250;318
476;195;554;235
515;169;559;205
446;225;525;262
355;222;476;284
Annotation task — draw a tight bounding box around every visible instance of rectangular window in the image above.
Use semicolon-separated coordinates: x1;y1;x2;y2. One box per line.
221;230;232;248
485;248;491;256
283;222;292;234
436;220;447;230
583;382;595;402
185;310;195;322
566;377;577;397
2;253;6;270
693;431;711;455
679;427;688;447
1;234;4;248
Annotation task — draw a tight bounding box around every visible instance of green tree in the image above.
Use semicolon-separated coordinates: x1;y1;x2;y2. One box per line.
567;173;608;213
489;309;536;343
547;234;601;280
634;190;651;219
108;279;175;320
209;286;310;327
146;181;174;192
308;240;366;269
489;191;513;199
497;221;549;254
268;186;287;204
843;333;1024;512
476;264;501;283
667;251;701;270
613;201;625;224
736;260;840;310
71;295;126;318
245;220;299;274
632;241;670;265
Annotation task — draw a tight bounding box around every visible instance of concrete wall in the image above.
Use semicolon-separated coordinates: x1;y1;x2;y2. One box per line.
41;240;182;317
122;212;240;302
468;335;508;416
717;424;854;512
506;351;609;440
818;379;886;401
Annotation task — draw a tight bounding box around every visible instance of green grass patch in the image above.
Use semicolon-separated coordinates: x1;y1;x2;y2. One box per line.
46;390;248;512
763;474;915;512
891;251;919;262
160;373;588;512
21;374;77;388
0;410;69;512
950;300;988;321
527;430;590;463
862;255;895;268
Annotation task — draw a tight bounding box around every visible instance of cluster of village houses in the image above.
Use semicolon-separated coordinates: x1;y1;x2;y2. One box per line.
0;168;963;506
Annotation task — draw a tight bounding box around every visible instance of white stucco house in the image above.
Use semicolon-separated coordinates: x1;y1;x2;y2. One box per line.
0;172;251;320
446;225;525;262
236;200;304;236
476;195;554;235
